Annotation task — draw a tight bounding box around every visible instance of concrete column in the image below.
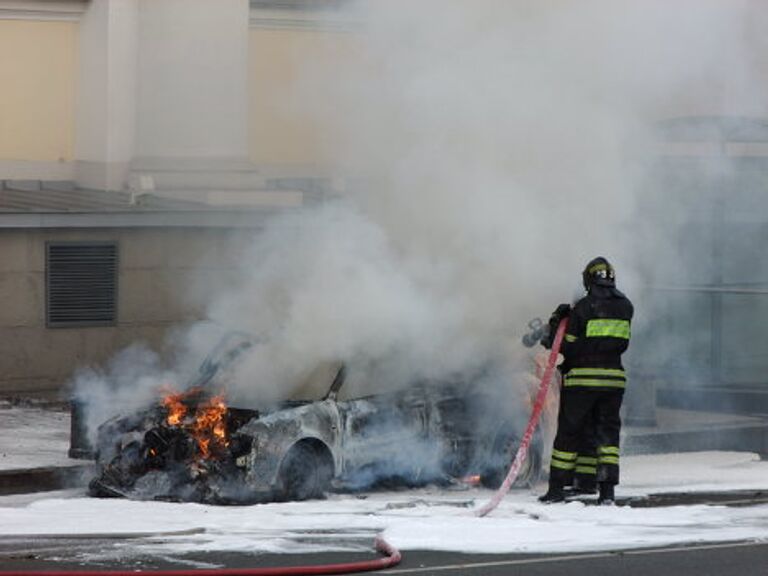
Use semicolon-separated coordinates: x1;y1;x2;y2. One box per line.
75;0;139;191
134;0;250;166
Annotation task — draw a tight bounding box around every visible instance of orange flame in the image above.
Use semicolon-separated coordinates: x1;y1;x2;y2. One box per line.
160;388;229;460
162;391;188;426
191;395;229;459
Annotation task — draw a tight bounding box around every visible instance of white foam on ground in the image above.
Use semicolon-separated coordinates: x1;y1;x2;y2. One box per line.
0;451;767;555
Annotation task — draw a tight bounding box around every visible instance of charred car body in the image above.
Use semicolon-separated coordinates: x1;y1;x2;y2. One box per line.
89;336;544;504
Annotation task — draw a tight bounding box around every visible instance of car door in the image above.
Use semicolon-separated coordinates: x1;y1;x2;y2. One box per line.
338;387;433;485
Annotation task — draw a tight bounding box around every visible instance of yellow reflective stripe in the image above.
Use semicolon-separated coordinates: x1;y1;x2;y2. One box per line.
552;449;577;461
586;319;630;339
599;456;620;465
576;456;598;465
588;262;609;274
599;446;620;455
565;334;578;343
575;465;597;475
563;378;626;389
551;459;576;471
568;368;626;379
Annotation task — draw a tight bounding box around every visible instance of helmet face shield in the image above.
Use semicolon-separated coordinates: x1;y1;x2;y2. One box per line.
583;257;615;290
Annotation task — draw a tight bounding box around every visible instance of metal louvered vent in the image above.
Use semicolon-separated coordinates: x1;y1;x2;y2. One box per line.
46;242;118;328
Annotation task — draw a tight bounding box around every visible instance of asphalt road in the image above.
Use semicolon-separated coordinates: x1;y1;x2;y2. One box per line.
1;538;768;575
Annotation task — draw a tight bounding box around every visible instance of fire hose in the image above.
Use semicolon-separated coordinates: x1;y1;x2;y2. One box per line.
475;317;568;517
0;536;401;576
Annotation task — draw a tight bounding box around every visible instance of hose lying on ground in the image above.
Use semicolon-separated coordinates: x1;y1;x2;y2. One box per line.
0;535;401;576
475;317;569;517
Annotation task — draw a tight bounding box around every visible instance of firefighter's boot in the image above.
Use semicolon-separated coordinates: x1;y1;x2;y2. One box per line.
566;476;597;496
598;482;615;505
538;481;565;504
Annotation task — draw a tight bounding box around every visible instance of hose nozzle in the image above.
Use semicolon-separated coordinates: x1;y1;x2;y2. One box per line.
522;317;549;348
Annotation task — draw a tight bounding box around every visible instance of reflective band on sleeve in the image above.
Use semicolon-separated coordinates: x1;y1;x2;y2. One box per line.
586;319;631;339
599;446;620;455
575;465;597;475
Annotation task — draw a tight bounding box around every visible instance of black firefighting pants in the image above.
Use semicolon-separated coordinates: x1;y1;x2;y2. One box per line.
549;387;624;486
572;420;597;489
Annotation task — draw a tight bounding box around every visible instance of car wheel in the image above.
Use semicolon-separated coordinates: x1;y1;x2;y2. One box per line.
480;429;543;489
278;442;332;501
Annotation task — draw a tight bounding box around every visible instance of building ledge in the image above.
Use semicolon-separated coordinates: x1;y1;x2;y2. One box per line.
249;0;357;31
0;0;88;21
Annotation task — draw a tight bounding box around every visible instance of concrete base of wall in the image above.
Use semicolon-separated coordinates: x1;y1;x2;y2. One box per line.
657;385;768;415
624;407;768;458
0;159;75;181
75;160;130;191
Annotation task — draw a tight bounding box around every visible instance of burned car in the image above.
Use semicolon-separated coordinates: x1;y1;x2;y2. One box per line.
89;336;544;504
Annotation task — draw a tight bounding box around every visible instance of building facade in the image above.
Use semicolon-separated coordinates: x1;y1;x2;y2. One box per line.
0;0;352;396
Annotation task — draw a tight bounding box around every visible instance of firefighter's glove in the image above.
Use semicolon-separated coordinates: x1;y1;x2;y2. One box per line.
552;303;571;321
539;325;554;350
542;304;570;349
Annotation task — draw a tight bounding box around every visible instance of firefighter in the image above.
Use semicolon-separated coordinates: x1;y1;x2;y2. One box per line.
538;257;634;504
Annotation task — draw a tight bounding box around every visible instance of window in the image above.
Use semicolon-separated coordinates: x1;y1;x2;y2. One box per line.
46;242;118;327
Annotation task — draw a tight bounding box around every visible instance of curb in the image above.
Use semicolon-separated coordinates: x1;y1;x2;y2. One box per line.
625;421;768;457
0;464;94;496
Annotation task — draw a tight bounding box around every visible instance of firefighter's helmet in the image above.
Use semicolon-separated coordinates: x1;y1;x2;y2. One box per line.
582;257;615;290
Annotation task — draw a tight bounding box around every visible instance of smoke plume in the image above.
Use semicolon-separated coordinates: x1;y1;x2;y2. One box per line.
77;1;768;433
202;0;766;405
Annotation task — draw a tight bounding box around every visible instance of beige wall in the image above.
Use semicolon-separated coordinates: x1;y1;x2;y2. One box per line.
136;0;249;161
0;227;256;397
0;20;77;162
2;9;768;174
248;27;359;171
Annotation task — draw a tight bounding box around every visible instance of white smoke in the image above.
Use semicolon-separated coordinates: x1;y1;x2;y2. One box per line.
76;0;768;423
72;344;177;444
202;201;471;404
203;0;765;404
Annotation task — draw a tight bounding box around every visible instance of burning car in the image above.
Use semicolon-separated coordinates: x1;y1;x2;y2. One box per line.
89;335;544;504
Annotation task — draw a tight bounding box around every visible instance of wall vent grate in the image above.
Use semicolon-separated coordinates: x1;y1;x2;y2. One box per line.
46;242;118;328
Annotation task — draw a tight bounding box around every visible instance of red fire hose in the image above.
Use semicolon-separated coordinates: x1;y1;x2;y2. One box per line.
475;317;568;517
0;536;400;576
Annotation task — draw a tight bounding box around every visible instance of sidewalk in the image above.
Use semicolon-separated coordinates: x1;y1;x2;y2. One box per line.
624;407;768;456
0;401;93;495
1;401;767;496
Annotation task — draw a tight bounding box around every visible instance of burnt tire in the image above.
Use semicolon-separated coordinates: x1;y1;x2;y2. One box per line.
278;442;332;501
